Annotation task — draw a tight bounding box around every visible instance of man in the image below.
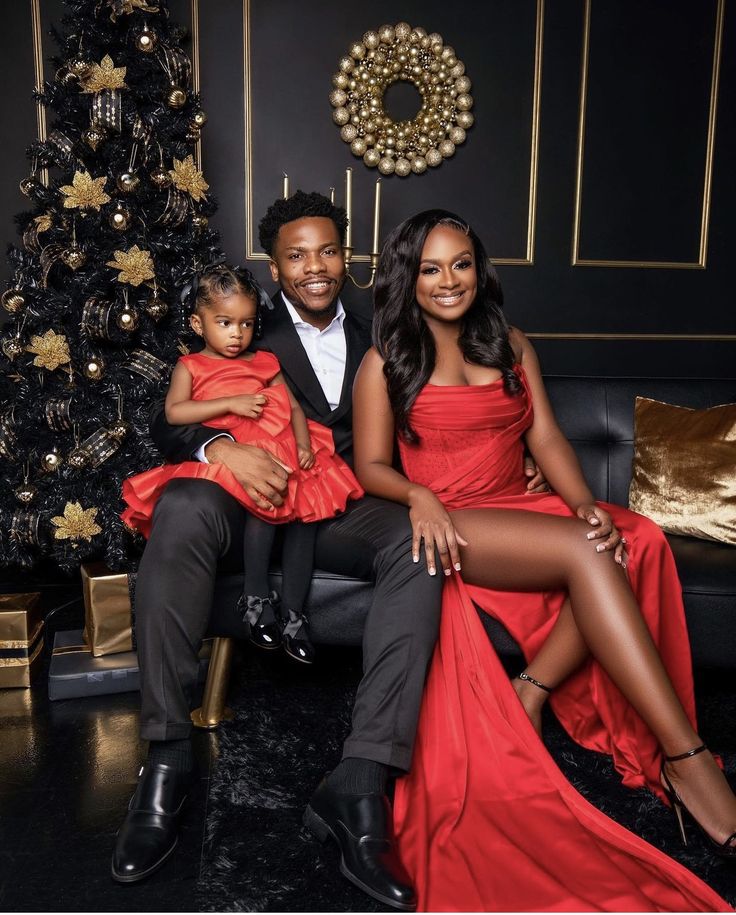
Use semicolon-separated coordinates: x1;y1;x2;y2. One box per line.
112;192;545;909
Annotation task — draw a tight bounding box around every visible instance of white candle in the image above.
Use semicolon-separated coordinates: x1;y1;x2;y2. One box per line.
344;168;353;248
282;172;289;199
372;179;382;255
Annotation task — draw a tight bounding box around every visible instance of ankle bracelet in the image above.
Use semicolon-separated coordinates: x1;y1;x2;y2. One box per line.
518;671;553;693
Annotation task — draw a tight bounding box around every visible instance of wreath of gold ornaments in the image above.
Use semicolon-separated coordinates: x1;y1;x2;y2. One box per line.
330;23;474;176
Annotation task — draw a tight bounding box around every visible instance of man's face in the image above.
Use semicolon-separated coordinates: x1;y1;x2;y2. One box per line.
269;216;346;325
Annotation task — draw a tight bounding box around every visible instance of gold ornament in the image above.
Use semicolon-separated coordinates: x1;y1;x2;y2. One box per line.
145;293;169;321
81;55;127;93
51;501;102;542
168;155;208;202
69;55;92;79
34;214;53;233
149;165;171;188
83;125;108;150
116;170;140;193
27;330;71;371
190;110;208;128
56;67;78;87
331;23;473;176
109;200;131;231
135;24;158;52
167;86;187;108
84;357;105;381
106;245;155;286
190;213;208;231
41;447;62;473
14;481;38;504
2;337;24;361
19;176;43;198
185;127;200;145
1;288;25;313
108;418;131;440
61;245;87;270
116;303;140;332
67;445;90;470
60;171;111;210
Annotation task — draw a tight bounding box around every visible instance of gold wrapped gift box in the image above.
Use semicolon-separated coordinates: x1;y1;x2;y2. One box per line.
0;592;43;688
81;562;134;657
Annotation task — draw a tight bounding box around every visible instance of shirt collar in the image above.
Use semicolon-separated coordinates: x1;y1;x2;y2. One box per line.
281;291;346;331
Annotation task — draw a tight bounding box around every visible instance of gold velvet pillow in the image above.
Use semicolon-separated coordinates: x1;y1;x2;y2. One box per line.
628;396;736;545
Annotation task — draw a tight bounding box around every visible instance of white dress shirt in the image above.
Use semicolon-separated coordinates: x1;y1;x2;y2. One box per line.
195;294;348;462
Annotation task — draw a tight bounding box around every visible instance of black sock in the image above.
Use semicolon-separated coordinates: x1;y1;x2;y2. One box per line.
147;738;193;774
327;757;389;794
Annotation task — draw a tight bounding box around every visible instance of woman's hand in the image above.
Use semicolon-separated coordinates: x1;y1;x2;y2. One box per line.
297;444;315;469
409;486;469;576
575;503;628;568
227;393;267;418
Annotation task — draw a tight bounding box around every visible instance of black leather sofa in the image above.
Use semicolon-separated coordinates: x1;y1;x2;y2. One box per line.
203;376;736;670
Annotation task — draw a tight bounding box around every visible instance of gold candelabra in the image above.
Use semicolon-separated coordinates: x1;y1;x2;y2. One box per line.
281;168;382;289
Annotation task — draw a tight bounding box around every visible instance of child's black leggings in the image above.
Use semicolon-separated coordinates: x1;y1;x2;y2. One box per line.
242;514;316;613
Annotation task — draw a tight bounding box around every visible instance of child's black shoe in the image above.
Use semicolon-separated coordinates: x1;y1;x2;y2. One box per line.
281;609;315;664
238;591;281;650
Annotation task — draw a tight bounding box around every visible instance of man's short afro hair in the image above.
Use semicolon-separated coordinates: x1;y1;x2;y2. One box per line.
258;190;348;256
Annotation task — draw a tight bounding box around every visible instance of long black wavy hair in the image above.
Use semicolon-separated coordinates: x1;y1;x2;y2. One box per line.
373;209;521;443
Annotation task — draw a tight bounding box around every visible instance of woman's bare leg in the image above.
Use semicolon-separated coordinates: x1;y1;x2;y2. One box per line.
512;597;588;735
451;506;736;846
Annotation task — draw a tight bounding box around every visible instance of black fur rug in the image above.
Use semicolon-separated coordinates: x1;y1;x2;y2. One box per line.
196;644;736;912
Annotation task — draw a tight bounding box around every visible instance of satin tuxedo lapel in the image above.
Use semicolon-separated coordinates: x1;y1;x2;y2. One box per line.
259;294;332;417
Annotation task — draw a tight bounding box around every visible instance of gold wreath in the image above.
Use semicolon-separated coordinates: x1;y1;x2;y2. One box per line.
330;22;474;177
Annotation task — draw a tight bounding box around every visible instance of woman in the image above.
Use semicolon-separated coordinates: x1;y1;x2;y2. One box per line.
352;209;734;911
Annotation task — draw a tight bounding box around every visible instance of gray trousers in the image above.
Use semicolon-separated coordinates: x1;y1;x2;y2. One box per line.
135;479;443;771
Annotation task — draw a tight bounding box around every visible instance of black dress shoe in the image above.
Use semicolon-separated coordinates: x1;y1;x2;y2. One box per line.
238;591;281;650
303;777;416;911
111;761;192;884
281;609;315;664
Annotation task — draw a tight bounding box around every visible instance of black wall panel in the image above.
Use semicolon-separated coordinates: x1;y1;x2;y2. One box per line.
1;0;734;376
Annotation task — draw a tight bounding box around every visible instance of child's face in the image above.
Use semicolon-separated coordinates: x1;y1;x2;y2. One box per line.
190;292;258;358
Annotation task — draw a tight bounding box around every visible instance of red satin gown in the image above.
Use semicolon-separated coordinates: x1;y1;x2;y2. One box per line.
392;368;731;912
121;351;363;538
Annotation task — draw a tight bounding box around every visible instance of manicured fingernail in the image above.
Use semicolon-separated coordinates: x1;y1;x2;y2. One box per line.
587;531;595;539
616;556;621;564
596;544;605;552
622;562;627;569
428;567;436;576
454;563;462;571
444;569;451;577
590;518;600;525
413;555;419;563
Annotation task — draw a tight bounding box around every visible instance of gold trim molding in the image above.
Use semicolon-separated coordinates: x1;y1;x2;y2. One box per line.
571;0;725;269
243;0;544;265
527;332;736;341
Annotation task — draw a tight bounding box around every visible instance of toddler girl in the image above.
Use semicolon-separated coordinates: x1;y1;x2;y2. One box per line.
121;264;363;663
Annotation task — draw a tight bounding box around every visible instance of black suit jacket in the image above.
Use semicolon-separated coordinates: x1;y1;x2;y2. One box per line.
149;291;373;467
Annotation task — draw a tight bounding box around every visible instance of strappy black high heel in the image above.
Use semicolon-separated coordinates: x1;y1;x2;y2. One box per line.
660;744;736;857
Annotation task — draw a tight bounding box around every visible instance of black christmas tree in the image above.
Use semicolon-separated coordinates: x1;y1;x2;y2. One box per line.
0;0;222;574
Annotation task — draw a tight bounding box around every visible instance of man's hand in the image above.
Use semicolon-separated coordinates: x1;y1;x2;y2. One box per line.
205;439;291;510
524;455;551;494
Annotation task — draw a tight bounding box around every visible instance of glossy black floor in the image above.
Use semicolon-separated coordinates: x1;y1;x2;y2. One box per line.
0;595;734;912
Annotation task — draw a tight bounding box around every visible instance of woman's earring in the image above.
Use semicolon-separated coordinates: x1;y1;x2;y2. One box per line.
254;310;263;339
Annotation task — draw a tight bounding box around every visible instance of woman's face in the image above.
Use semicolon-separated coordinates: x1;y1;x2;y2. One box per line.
415;224;478;326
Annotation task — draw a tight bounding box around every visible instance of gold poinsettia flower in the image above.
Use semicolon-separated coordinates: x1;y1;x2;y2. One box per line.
82;54;127;93
106;245;155;286
169;155;209;202
109;0;160;20
51;502;102;542
26;329;70;371
59;171;111;210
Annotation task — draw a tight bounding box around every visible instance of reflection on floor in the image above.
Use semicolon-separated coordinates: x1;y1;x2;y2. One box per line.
0;625;734;912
